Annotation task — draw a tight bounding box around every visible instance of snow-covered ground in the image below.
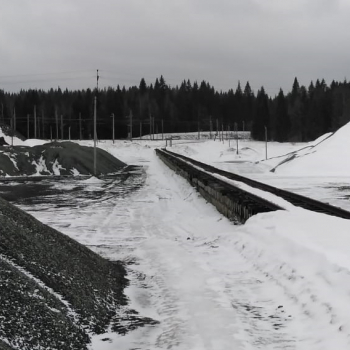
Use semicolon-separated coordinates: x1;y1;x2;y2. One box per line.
3;123;350;349
0;127;48;147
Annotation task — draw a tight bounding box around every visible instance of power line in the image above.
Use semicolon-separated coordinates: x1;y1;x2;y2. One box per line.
0;76;95;86
0;69;95;79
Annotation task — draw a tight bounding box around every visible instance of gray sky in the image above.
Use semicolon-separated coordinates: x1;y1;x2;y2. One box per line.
0;0;349;95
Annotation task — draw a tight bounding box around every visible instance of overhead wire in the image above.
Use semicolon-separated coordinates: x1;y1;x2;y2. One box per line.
0;69;96;79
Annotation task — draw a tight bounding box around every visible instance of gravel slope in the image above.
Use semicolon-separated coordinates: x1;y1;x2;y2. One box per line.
0;195;130;349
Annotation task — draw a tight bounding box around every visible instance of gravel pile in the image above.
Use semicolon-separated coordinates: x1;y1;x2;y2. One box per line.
0;139;158;349
0;195;134;349
0;141;126;176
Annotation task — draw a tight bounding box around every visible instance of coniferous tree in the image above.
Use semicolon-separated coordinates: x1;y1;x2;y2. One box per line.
275;89;290;141
2;75;350;141
252;87;270;140
138;78;149;121
234;81;243;127
288;78;307;141
243;81;254;130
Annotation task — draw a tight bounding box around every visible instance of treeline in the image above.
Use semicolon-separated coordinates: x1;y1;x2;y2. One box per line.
0;76;350;141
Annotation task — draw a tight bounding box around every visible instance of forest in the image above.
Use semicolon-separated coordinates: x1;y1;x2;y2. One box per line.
1;76;350;142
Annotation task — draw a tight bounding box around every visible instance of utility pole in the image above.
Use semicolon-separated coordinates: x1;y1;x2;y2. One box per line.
197;109;200;140
129;110;133;141
13;107;16;133
111;113;115;143
55;108;58;139
140;121;142;140
152;116;155;140
50;126;52;142
34;105;37;138
93;96;97;175
221;123;224;143
60;115;63;140
265;126;268;160
41;109;45;139
228;124;231;147
11;109;14;147
149;114;152;140
38;115;41;138
209;116;212;139
216;118;219;140
79;112;82;140
69;126;71;141
93;69;99;176
27;114;30;139
162;119;164;140
235;122;239;154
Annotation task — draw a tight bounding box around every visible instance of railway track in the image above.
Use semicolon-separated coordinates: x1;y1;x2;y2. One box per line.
157;148;350;221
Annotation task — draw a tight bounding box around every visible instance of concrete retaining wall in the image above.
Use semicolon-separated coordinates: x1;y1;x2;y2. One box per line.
156;149;274;223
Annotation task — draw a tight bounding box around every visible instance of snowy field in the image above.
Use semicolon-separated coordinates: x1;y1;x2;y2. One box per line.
2;124;350;349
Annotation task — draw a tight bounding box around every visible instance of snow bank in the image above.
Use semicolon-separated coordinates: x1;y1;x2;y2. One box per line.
270;123;350;175
0;126;47;146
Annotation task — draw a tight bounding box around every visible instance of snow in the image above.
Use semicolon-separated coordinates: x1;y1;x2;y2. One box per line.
52;158;65;175
81;176;105;185
0;127;47;146
265;124;350;176
32;155;50;175
70;167;80;176
3;122;350;349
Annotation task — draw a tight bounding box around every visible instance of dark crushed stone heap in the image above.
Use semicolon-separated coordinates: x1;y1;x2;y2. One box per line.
0;141;126;176
0;258;89;350
0;195;158;350
0;341;15;350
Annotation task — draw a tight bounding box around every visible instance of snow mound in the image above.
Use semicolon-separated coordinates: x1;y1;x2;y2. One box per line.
270;123;350;176
218;146;260;162
82;176;105;184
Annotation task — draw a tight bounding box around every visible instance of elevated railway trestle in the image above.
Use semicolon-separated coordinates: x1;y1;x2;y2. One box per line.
156;148;350;223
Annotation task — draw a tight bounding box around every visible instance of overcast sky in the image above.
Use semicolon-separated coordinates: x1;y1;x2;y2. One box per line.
0;0;350;95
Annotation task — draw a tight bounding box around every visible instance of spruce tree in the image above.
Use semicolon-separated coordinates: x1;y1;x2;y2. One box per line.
243;81;254;129
252;87;269;140
275;89;290;142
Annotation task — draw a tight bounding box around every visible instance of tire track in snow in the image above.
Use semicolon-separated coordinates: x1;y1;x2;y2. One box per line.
115;155;296;349
171;229;297;350
224;227;350;349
